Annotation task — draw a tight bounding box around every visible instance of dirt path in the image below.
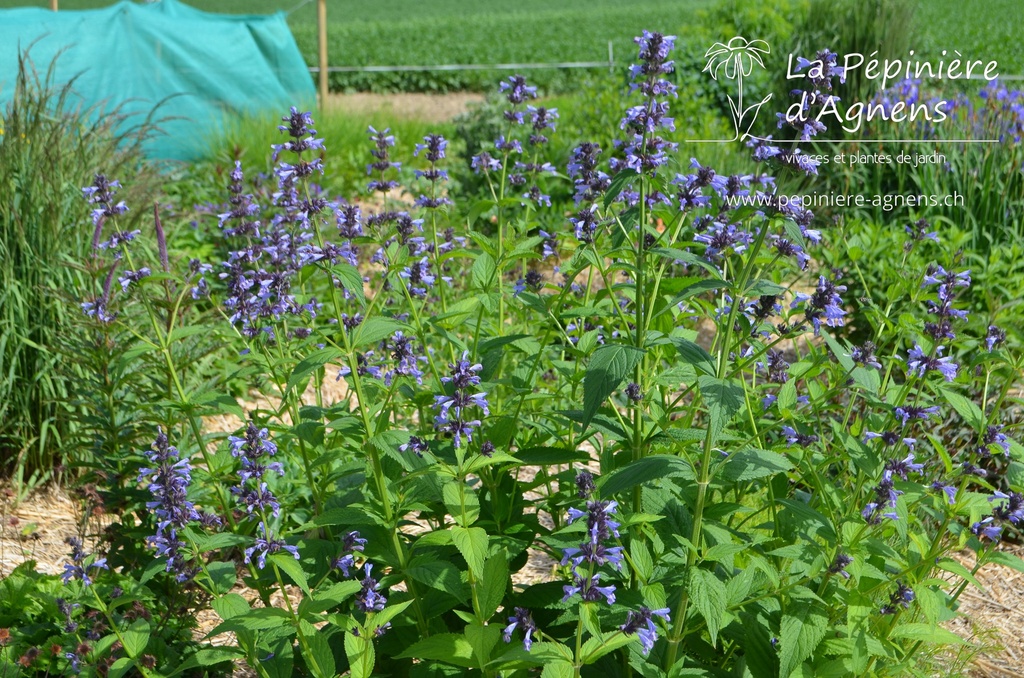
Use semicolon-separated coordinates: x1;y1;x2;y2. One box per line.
324;92;485;122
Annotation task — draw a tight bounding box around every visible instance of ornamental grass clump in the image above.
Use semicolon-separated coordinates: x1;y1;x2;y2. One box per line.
3;29;1022;678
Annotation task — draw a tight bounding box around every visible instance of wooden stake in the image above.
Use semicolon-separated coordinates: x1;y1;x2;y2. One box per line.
50;0;58;10
317;0;328;108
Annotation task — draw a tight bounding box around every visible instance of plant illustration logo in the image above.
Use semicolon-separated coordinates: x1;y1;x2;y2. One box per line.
703;37;773;141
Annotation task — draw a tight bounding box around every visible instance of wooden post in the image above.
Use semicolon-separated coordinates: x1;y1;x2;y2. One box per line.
317;0;328;108
50;0;58;10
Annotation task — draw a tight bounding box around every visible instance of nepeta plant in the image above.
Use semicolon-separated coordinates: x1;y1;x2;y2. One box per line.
10;28;1019;678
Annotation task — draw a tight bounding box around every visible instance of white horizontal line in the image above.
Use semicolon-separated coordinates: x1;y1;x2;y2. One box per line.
309;62;610;73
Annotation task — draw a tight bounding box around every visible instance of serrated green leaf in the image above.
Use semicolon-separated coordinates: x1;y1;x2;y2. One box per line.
690;568;726;646
443;481;480;526
122;619;150;659
206;561;237;595
582;343;645;431
345;630;376;678
352;317;409;348
211;593;249;620
397;633;477;667
670;337;715;376
305;627;336;678
941;389;984;431
779;596;828;675
698;376;744;446
331;262;365;306
451;525;488;575
890;623;967;645
288;347;345;393
599;454;693;498
472;252;497;292
718;448;792;482
270;552;310;595
541;660;576;678
480;554;509;619
108;658;135;678
987;550;1024;574
603;169;638;208
630;540;654;582
406;560;470;603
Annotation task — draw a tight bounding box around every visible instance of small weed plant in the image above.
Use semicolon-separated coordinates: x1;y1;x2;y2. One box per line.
3;32;1023;678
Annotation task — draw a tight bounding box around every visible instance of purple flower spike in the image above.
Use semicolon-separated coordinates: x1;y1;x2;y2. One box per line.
503;607;537;651
621;606;670;656
356;563;388;612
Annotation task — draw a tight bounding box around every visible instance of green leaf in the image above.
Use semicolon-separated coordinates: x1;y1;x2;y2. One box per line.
582;344;645;430
208;608;292;636
744;279;786;297
465;621;501;669
397;633;477;668
697;376;744;446
987;550;1024;574
331;262;366;306
406;560;470;603
718;448;792;482
581;631;635;663
302;581;362;615
108;658;135;678
373;600;414;632
514;447;591;465
779;596;828;675
288;347;344;393
345;630;376;678
541;660;576;678
630;541;654;582
663;279;730;311
599;455;693;498
941;389;984;431
603;169;638;208
305;628;336;678
467;198;497;226
936;558;983;589
206;561;237;595
472;252;497;291
890;623;967;645
739;611;780;678
167;648;244;677
211;593;249;621
670;337;715;377
443;481;480;526
122;619;150;658
353;317;409;348
822;332;855;371
689;568;727;646
193;532;250;553
480;554;509;619
451;525;489;575
270;553;311;595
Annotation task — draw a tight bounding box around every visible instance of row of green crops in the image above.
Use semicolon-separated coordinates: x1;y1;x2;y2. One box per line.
3;0;1021;93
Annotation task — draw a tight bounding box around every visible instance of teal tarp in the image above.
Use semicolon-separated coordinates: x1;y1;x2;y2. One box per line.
0;0;316;160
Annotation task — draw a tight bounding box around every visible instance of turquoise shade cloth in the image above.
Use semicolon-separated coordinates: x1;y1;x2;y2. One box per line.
0;0;315;160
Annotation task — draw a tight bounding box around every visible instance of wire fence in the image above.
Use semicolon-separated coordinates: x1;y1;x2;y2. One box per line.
308;42;617;76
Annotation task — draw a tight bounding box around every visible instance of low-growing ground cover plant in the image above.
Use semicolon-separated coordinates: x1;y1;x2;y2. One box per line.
3;30;1024;678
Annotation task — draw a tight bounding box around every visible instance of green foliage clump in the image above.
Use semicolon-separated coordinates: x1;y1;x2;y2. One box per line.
0;53;158;493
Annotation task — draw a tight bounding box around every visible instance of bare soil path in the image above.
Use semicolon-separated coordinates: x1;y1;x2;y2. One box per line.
324;92;485;122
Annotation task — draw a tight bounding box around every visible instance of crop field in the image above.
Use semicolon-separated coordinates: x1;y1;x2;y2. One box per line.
1;0;1020;91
